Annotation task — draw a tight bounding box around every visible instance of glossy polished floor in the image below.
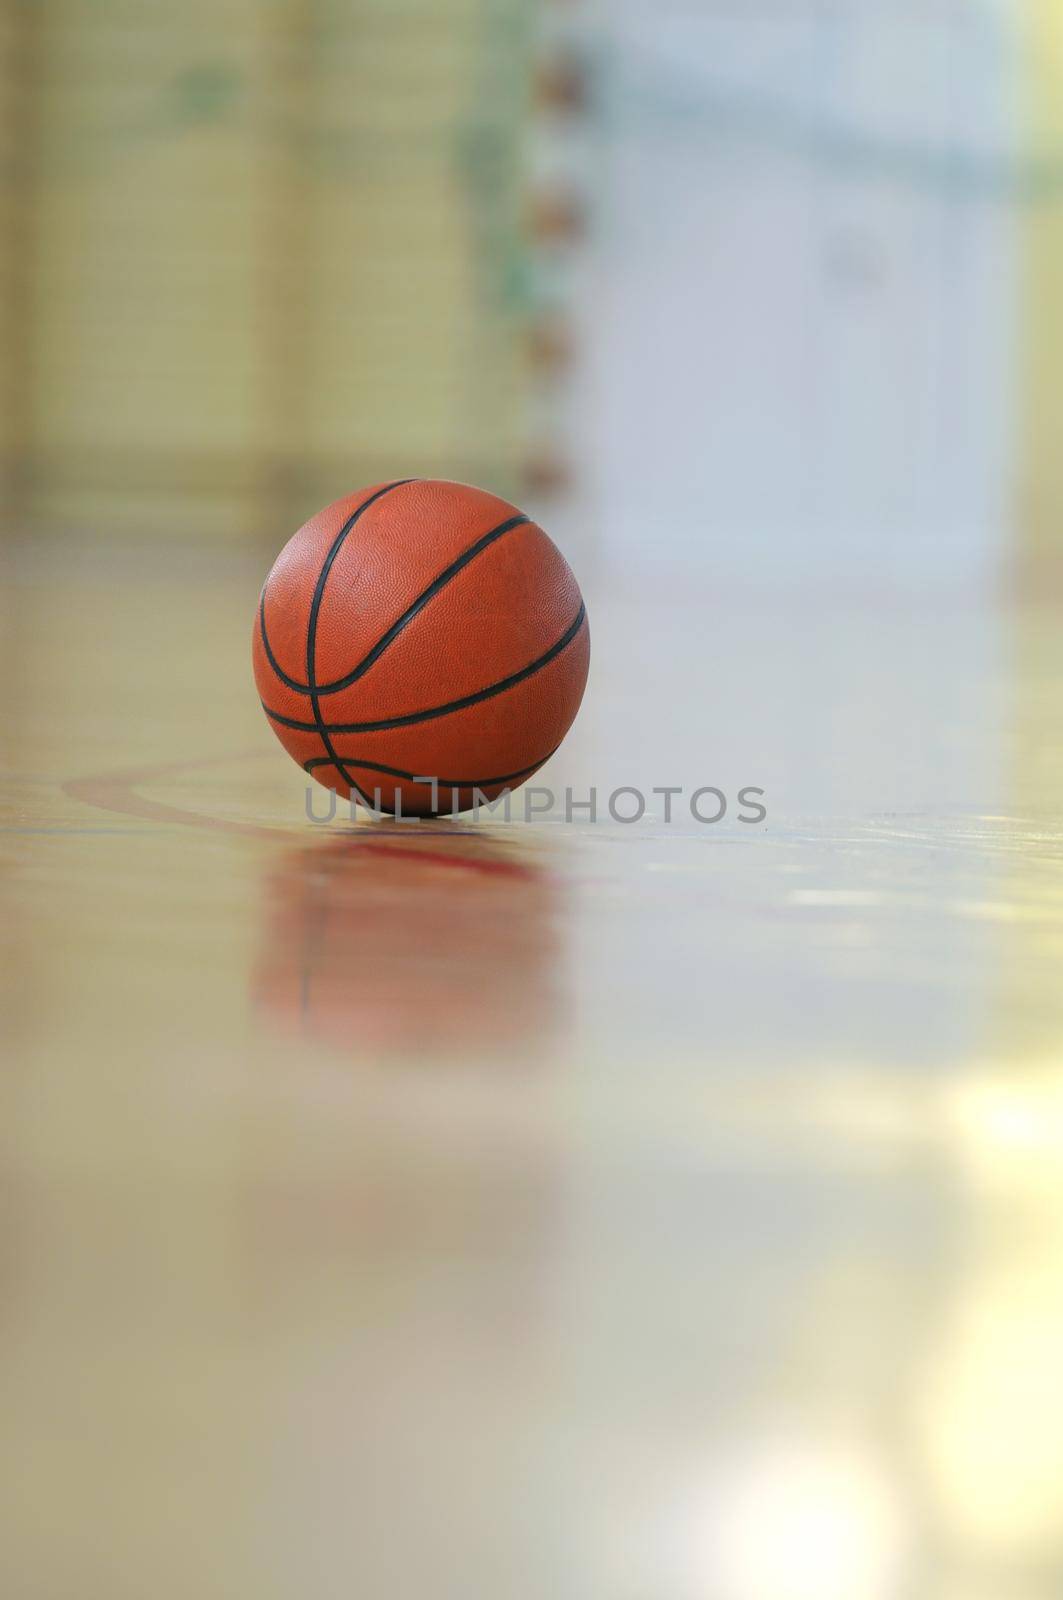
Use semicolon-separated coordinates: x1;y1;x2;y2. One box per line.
3;537;1063;1599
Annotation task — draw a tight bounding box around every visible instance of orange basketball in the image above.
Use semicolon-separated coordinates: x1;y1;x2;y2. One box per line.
253;479;590;816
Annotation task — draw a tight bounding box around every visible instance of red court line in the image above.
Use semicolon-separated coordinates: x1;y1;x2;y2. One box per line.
62;753;543;879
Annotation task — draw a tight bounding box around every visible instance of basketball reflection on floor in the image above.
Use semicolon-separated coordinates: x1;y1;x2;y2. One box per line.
251;827;567;1060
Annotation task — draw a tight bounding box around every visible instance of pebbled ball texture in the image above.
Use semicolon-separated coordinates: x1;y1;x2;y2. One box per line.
253;479;590;816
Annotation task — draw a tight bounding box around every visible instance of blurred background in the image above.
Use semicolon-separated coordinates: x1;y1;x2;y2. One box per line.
0;0;566;538
2;0;1058;590
6;4;1063;1600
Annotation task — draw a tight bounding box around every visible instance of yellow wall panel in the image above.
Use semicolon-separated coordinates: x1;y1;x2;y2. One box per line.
4;0;540;539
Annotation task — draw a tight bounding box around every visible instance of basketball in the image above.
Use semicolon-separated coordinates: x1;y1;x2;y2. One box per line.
253;479;590;816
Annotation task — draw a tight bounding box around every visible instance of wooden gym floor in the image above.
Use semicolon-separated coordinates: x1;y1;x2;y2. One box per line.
3;536;1063;1598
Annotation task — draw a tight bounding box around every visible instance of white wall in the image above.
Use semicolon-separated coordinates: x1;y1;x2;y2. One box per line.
575;0;1020;589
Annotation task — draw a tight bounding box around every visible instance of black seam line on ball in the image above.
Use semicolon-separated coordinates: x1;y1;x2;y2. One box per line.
302;747;559;787
306;480;415;804
261;510;530;696
262;602;586;735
